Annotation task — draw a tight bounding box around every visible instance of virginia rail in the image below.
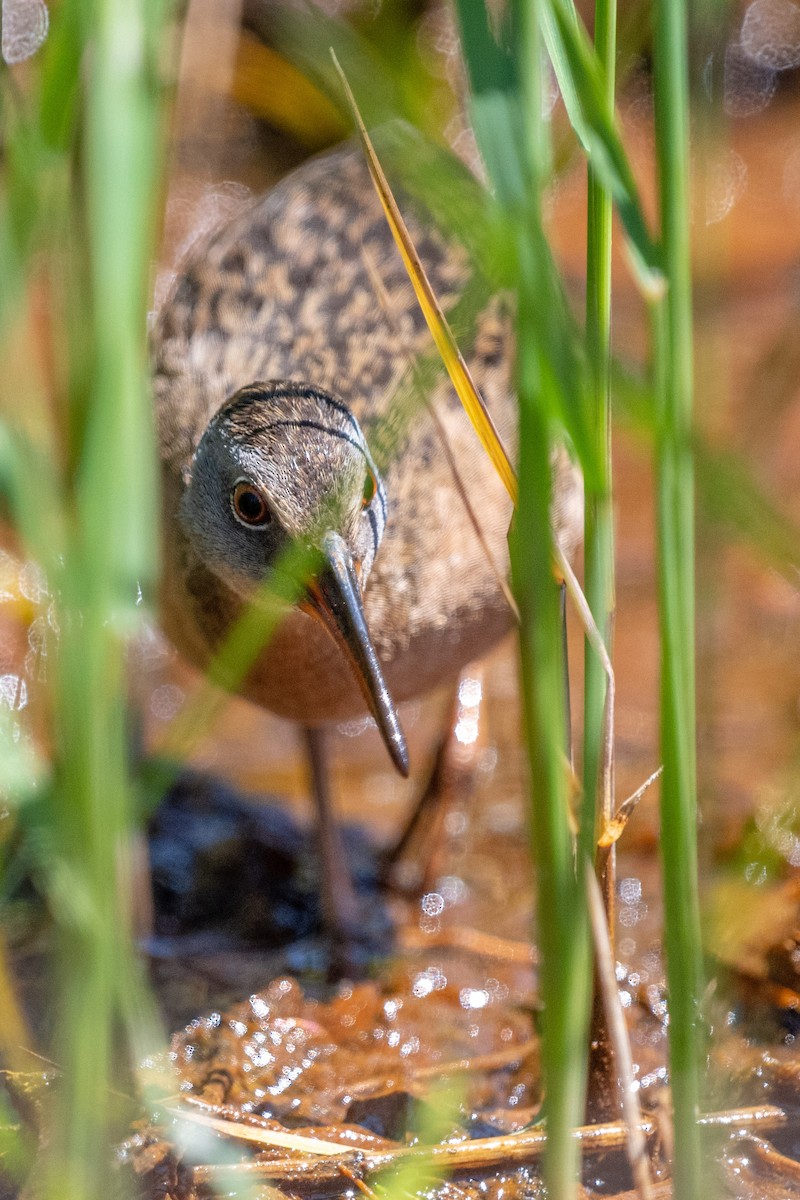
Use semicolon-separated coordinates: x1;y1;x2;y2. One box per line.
153;145;582;942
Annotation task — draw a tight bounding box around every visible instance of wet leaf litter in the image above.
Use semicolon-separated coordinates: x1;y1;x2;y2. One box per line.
95;761;800;1200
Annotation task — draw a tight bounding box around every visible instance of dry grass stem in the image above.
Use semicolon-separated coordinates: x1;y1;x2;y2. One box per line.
598;767;664;849
555;542;615;832
360;245;519;622
586;864;654;1199
331;51;517;504
167;1107;354;1155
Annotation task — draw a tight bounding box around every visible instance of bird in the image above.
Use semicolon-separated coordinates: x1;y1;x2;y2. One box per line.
152;142;582;944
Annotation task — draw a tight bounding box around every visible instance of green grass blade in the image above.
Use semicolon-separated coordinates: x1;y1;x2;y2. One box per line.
651;0;705;1190
453;0;516;95
79;2;164;610
452;0;532;209
510;4;592;1196
581;0;616;870
579;0;618;1132
540;0;663;296
38;0;84;150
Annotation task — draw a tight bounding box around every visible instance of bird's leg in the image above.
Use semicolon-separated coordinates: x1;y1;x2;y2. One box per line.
302;726;361;945
381;687;458;896
384;671;481;897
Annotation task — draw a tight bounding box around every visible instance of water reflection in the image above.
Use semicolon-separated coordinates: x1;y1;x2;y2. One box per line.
1;0;48;65
723;41;777;116
0;674;27;711
741;0;800;71
706;148;748;225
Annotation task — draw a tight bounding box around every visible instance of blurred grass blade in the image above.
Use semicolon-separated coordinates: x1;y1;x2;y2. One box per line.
453;0;661;296
247;9;508;278
453;0;516;95
540;0;663;297
612;357;800;580
542;5;661;294
452;0;531;208
519;225;603;490
0;1089;34;1186
80;0;164;611
332;50;518;506
694;443;800;576
431;1;606;488
375;1078;464;1200
0;933;32;1074
266;2;402;130
151;539;319;783
0;705;45;802
12;0;176;1194
0;422;63;567
38;0;83;150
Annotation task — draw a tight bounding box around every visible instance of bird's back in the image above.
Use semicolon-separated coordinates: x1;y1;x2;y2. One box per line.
154;145;578;723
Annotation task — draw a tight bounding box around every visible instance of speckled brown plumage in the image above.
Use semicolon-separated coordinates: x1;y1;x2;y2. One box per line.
153;144;582;726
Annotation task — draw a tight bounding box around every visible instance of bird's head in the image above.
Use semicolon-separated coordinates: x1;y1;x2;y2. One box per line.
180;380;407;775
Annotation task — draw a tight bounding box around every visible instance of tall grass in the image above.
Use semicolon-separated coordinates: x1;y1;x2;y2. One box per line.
0;1;711;1197
1;1;170;1196
454;0;702;1194
581;0;618;1131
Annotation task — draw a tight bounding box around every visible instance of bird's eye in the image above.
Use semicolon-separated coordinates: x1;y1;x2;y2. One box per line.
232;480;270;527
361;470;377;509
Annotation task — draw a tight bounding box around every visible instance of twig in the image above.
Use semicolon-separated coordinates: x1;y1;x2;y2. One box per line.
397;924;537;965
338;1163;381;1198
732;1132;800;1185
188;1104;789;1183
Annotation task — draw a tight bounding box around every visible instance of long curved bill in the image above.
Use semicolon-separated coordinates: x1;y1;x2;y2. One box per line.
302;530;409;778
